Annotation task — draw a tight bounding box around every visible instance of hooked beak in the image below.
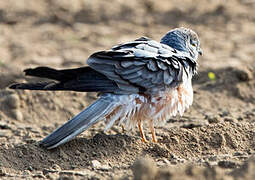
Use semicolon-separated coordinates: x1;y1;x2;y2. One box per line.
198;48;203;56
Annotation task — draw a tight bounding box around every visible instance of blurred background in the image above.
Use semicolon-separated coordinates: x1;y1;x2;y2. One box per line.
0;0;254;71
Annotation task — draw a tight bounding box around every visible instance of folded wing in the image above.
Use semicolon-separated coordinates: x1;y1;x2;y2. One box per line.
87;37;196;94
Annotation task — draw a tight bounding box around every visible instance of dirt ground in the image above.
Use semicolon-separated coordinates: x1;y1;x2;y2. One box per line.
0;0;255;179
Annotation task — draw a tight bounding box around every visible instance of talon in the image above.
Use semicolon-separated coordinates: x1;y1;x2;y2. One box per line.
141;136;149;143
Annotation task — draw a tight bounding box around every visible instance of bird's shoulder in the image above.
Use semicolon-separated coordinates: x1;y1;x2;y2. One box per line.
90;37;191;64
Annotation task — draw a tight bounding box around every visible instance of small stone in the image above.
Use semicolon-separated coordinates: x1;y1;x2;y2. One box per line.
23;170;31;176
132;157;158;180
162;158;170;164
220;111;230;117
2;94;20;109
0;130;12;137
206;115;220;124
75;150;80;156
237;116;243;121
0;167;6;176
91;160;101;169
10;109;23;121
27;166;33;171
52;164;61;171
99;164;111;171
0;121;12;129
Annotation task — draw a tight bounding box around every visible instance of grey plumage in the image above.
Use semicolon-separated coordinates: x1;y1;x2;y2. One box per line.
87;34;198;94
9;27;202;149
41;95;118;149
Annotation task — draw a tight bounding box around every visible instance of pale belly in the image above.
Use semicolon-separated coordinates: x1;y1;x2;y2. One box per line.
103;77;194;131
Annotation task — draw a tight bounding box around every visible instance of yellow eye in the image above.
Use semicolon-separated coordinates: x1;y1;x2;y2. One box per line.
191;43;196;47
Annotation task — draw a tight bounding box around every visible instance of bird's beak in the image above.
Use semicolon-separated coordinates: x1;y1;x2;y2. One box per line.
198;48;203;56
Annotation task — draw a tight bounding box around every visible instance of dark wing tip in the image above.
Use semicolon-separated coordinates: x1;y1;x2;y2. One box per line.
24;68;33;75
9;83;21;89
24;67;52;76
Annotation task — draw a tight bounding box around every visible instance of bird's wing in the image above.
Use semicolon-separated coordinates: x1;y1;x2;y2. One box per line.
87;37;197;94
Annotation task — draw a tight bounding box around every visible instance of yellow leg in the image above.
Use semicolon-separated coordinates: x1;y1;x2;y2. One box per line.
149;120;157;143
138;120;148;143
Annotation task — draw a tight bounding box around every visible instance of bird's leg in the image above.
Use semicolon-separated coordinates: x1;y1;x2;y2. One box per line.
121;125;125;133
149;120;157;143
138;119;148;143
177;86;183;114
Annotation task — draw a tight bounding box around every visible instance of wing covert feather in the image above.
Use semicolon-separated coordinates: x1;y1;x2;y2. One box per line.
87;37;195;94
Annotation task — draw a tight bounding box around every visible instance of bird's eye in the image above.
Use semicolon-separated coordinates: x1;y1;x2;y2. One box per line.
190;39;196;47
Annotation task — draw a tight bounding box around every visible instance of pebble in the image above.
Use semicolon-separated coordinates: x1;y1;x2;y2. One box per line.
0;121;12;129
90;160;111;171
99;164;111;171
91;160;101;169
132;157;158;180
0;167;6;176
2;94;20;109
27;166;33;171
205;114;220;124
220;111;230;117
9;109;23;121
52;164;61;171
0;130;12;137
22;170;31;176
162;158;171;164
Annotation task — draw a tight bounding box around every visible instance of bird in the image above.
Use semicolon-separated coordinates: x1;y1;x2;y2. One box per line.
9;27;202;149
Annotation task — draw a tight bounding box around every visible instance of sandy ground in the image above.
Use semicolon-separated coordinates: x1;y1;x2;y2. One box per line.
0;0;255;179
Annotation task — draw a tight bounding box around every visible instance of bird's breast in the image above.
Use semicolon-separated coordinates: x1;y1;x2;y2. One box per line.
136;80;193;125
103;77;193;131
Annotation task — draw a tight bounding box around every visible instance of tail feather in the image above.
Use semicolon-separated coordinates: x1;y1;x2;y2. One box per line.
9;66;119;93
9;81;58;90
40;95;118;149
24;67;68;81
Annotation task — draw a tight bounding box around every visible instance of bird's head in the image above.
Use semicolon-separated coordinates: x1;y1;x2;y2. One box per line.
160;27;202;60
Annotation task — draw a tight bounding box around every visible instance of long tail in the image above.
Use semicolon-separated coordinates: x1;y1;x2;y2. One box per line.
40;95;118;149
9;66;118;93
